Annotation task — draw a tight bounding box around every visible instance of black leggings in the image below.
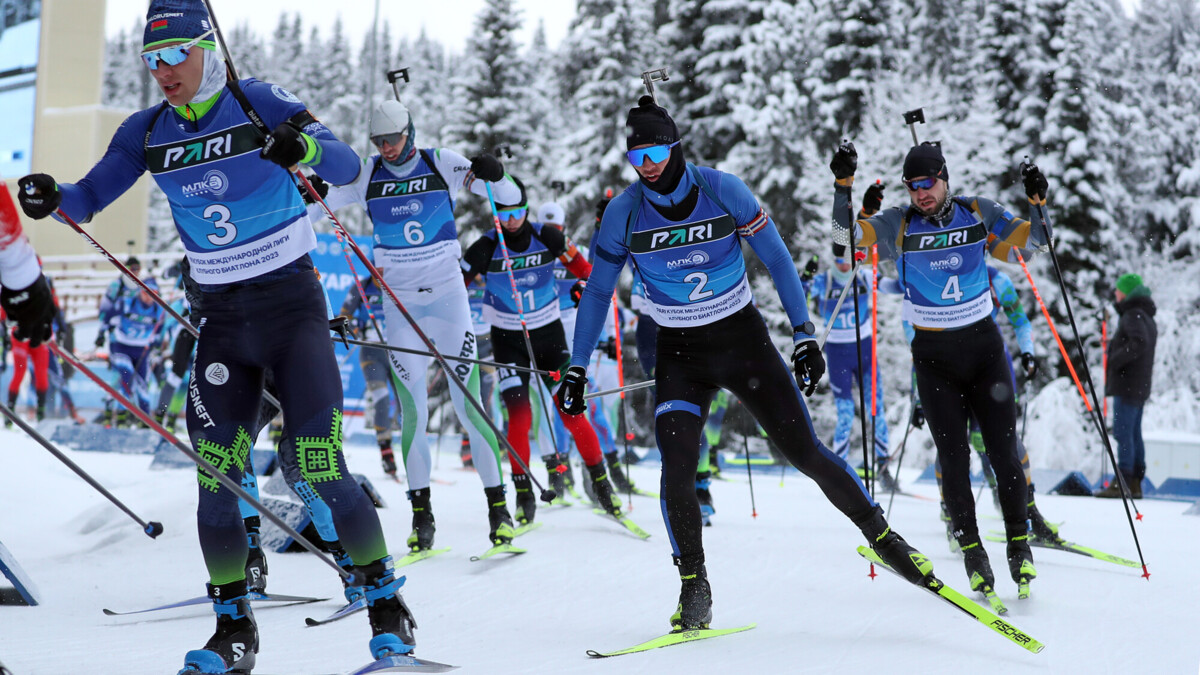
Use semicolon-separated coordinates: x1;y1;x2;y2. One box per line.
912;318;1027;539
654;304;874;560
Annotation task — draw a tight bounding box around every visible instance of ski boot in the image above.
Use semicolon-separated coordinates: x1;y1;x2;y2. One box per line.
955;532;1006;613
380;439;398;477
325;540;363;603
406;488;436;552
940;503;960;554
587;461;622;516
1027;497;1064;546
581;460;599;505
243;517;268;594
1006;524;1037;599
358;557;417;658
856;506;932;584
670;553;712;632
485;485;515;545
876;457;900;493
178;580;258;674
35;390;46;422
696;471;715;526
542;454;567;502
513;473;537;526
707;446;720;479
605;451;636;494
561;456;578;497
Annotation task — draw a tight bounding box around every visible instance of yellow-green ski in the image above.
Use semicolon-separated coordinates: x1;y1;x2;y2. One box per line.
586;623;756;658
857;546;1045;654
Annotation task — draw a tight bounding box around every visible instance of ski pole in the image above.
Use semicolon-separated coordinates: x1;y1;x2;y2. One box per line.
482;181;566;467
339;336;557;378
294;172;554;501
612;295;634;504
1100;309;1109;478
53;209;287;416
743;434;758;518
885;397;917;520
0;400;163;539
843;163;873;499
50;342;353;582
583;378;656;400
1014;251;1092;415
1021;162;1148;577
871;244;879;482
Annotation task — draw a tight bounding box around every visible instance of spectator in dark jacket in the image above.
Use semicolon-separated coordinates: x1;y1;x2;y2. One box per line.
1096;273;1157;499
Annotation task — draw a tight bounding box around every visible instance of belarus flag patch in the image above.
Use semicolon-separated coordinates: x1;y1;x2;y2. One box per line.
151;20;169;31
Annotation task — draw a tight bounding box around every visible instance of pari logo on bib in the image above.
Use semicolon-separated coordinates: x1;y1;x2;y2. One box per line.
205;363;230;386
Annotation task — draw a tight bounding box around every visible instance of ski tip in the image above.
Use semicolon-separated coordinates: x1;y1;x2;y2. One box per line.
101;608;119;616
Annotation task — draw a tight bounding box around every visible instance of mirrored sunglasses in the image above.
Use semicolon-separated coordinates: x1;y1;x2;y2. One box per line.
626;141;680;167
904;176;938;192
371;132;407;148
141;30;215;70
497;205;528;220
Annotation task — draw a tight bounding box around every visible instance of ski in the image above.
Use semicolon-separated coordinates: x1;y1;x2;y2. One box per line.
102;591;326;616
305;598;366;627
586;623;756;658
513;521;543;537
592;508;652;540
469;542;526;562
985;531;1138;568
345;653;458;673
979;585;1008;615
395;547;451;569
856;546;1044;654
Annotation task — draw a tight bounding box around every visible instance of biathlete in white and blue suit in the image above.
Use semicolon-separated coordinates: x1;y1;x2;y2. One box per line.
830;140;1052;601
16;1;413;670
315;99;519;553
556;95;932;632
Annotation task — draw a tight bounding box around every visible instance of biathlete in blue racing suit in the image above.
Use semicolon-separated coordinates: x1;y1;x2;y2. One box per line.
558;95;933;632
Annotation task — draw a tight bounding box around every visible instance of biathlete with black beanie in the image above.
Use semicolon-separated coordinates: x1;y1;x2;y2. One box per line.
461;177;627;526
558;95;933;632
15;1;414;671
830;141;1052;602
314;98;520;553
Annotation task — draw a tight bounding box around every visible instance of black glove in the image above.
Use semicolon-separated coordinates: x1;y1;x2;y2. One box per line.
94;331;106;348
597;337;617;360
910;404;925;429
1020;162;1048;201
469;153;505;182
829;142;857;180
301;174;329;205
800;255;819;282
260;123;309;168
862;181;885;215
0;274;55;348
596;195;612;224
570;280;587;306
1021;352;1038;379
17;174;62;220
791;337;825;397
556;365;588;415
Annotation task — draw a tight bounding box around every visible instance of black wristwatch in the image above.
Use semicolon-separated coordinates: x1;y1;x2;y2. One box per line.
793;321;816;337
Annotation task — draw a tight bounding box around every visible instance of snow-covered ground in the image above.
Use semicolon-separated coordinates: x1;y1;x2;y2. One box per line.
0;419;1194;675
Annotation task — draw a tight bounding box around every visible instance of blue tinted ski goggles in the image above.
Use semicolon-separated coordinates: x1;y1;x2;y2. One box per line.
903;176;939;191
142;30;216;70
626;141;679;167
497;205;528;220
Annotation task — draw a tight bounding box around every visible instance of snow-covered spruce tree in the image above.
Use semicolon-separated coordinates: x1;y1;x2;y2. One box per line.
804;0;895;153
394;29;454;149
720;0;821;241
519;20;567;215
225;22;268;86
443;0;532;234
553;0;657;236
660;0;708;134
677;0;765;166
267;13;305;94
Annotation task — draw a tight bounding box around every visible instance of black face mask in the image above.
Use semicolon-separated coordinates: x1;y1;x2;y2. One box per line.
640;146;687;196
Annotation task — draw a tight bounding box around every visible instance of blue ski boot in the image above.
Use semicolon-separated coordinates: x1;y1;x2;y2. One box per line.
179;580;258;674
360;556;417;659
